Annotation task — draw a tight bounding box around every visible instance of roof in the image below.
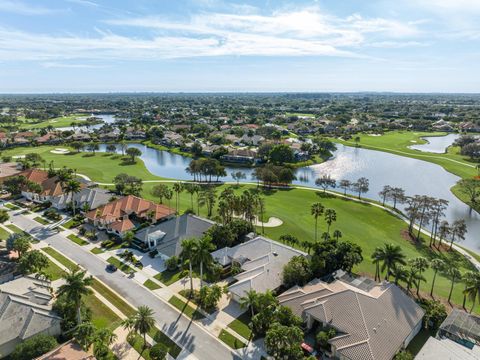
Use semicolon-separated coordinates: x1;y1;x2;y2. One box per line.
36;340;95;360
86;195;175;223
212;236;307;298
439;309;480;345
14;169;80;197
51;187;111;210
415;336;480;360
0;163;22;179
136;214;215;257
279;278;425;360
109;219;135;233
0;277;61;346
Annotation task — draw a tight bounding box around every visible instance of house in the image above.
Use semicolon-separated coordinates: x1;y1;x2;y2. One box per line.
0;132;8;146
220;148;257;164
240;134;264;146
86;195;175;237
51;187;112;212
278;271;424;360
136;214;215;254
160;131;184;146
124;127;146;140
0;162;22;179
36;340;95;360
211;235;307;302
35;133;61;145
0;276;62;358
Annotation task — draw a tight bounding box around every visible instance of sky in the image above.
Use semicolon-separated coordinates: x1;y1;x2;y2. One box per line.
0;0;479;93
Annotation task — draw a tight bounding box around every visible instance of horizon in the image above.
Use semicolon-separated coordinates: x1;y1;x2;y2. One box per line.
0;0;479;93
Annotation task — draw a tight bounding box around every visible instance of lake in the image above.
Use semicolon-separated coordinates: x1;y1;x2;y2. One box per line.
58;114;121;131
98;143;480;252
409;134;460;153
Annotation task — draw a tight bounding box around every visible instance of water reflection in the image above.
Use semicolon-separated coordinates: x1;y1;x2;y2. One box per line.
409;134;460;153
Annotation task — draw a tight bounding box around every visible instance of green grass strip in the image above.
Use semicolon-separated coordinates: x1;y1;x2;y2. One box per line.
67;233;89;246
168;296;204;320
107;256;136;273
227;312;252;340
41;247;78;271
90;247;104;254
218;329;246;349
91;278;136;317
143;279;161;290
33;216;50;225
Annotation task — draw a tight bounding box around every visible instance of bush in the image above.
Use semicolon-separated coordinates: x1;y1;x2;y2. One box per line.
10;334;57;360
165;256;179;271
43;208;61;221
149;343;168;360
149;249;159;258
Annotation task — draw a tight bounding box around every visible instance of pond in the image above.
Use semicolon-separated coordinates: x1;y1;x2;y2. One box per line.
58;114;121;131
409;134;460;153
98;143;480;253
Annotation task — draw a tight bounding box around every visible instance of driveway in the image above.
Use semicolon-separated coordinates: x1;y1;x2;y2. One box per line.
10;212;247;360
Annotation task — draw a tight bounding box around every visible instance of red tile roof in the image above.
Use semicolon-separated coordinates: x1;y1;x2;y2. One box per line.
109;219;135;233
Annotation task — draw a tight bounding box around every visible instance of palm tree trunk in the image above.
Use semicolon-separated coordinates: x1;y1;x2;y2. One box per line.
430;271;437;296
200;261;203;289
470;295;476;313
189;261;193;292
448;280;454;303
314;217;318;242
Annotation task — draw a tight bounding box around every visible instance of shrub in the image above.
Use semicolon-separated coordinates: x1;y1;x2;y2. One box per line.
10;334;57;360
165;256;179;271
43;208;61;221
149;249;159;258
149;343;168;360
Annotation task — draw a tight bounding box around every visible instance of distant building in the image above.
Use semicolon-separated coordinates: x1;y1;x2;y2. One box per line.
212;235;307;302
51;187;112;212
0;276;62;358
278;271;424;360
136;214;215;254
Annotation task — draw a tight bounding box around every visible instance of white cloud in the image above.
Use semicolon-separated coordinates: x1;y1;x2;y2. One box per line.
0;0;60;15
66;0;99;7
41;62;105;68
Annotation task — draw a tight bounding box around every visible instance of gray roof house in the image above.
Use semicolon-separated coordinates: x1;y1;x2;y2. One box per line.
136;214;215;256
0;276;62;358
278;273;424;360
211;236;307;301
51;187;112;211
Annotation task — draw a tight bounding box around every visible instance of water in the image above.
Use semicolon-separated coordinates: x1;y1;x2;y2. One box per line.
409;134;460;153
98;143;480;252
57;114;120;131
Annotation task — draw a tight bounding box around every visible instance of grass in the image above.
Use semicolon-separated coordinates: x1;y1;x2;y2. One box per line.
91;278;136;317
148;328;182;358
128;334;153;360
0;227;10;240
91;247;105;254
43;258;65;281
62;218;77;229
85;294;122;330
41;247;78;271
227;312;252;340
4;203;19;210
107;256;136;273
8;113;92;130
67;233;89;246
218;329;247;349
154;268;186;286
143;279;161;290
6;223;24;234
168;296;204;320
1;145;165;183
33;216;50;225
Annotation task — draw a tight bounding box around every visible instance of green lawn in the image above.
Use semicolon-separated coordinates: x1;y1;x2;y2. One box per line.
43;258;65;281
227;312;252;340
11;113;91;130
168;296;204;320
218;330;246;349
0;227;10;240
85;294;122;330
67;233;89;246
6;223;25;234
41;247;78;271
143;279;161;290
62;218;77;229
128;334;153;360
107;256;136;273
154;268;186;286
90;247;104;254
33;216;50;225
4;203;20;210
2;145;165;183
91;279;136;317
148;328;182;358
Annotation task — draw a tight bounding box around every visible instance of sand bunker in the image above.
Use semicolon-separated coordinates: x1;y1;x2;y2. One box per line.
50;148;70;154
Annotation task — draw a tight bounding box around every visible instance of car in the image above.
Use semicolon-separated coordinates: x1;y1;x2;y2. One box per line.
106;264;117;272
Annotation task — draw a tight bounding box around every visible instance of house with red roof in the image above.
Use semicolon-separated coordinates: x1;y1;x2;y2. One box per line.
85;195;175;237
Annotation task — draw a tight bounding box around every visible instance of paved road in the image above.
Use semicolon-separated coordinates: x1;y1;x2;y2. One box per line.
10;212;245;360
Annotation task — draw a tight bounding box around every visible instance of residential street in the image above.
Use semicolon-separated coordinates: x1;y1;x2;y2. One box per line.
10;212;250;360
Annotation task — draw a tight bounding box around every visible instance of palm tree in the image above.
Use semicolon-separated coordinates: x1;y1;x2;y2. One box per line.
430;258;445;297
184;183;196;211
377;243;406;281
57;267;93;325
462;271;478;309
74;321;96;350
371;247;382;282
180;238;198;292
121;316;136;342
133;306;156;351
437;220;450;249
239;289;258;318
194;236;214;288
390;265;408;286
173;182;183;213
406;267;426;295
447;267;462;303
324;209;337;234
64;179;82;216
410;257;429;296
257;196;266;235
301;240;313;255
311;202;325;242
333;229;342;241
93;328;118;359
463;272;480;313
450;219;467;250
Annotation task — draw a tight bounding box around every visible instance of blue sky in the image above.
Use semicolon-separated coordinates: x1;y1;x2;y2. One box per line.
0;0;479;93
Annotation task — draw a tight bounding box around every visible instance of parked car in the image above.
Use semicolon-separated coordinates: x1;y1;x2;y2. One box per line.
301;343;318;358
106;264;117;272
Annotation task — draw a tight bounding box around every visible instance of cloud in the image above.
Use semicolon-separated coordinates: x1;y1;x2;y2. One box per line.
0;0;60;15
41;62;105;68
66;0;99;7
0;6;422;62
